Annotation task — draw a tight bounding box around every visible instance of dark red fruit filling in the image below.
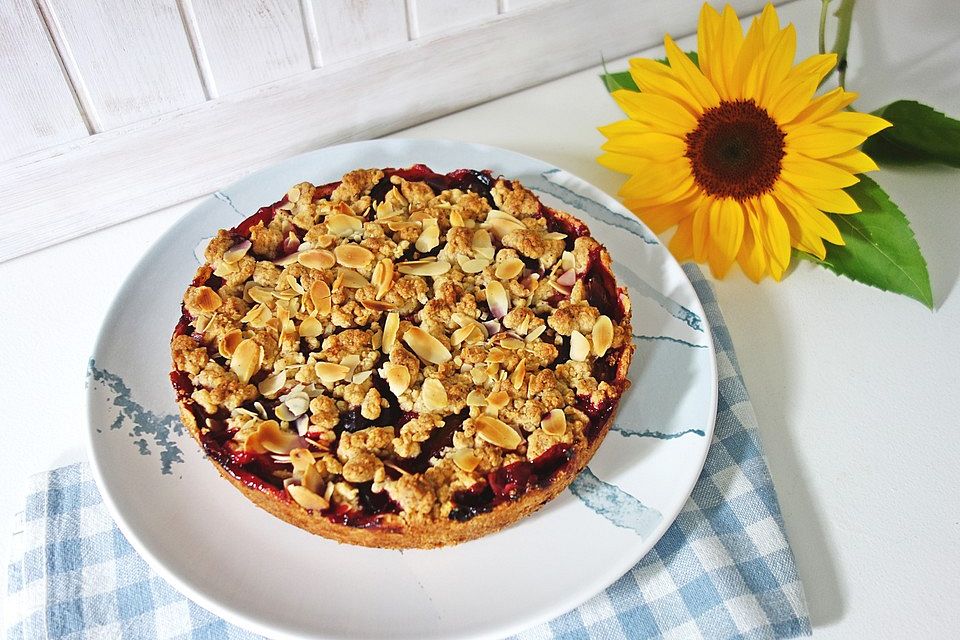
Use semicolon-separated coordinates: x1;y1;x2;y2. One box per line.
369;165;496;206
448;443;574;522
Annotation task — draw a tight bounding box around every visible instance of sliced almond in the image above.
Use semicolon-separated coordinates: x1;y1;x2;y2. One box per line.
218;329;243;358
450;210;465;227
475;415;522;450
361;298;398;312
495;258;525;280
310;280;332;315
298;249;336;271
485;280;509;319
570;330;591;362
486;347;508;364
485;212;525;239
383;362;411;396
248;285;274;306
561;250;575;272
287;186;302;202
230;339;262;383
486;390;510;410
541;408;567;436
421;378;448;411
452;449;481;472
451;324;476;347
241;303;273;328
470;367;488;385
403;327;452;364
381;312;399;354
372;258;394;299
334;244;374;269
223;239;251;264
289;447;315;474
466;389;487;406
510;358;526;390
415;220;440;253
592;315;613;357
272;252;300;267
335;268;371;289
299;316;323;338
314;362;351;384
396;259;451;277
471;229;495;260
525;324;547;342
301;462;324;493
257;420;300;454
326;213;363;237
459;256;490;274
287;484;330;511
258;369;287;398
352;369;373;384
500;337;524;351
195;286;222;313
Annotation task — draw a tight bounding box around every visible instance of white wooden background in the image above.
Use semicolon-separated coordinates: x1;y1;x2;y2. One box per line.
0;0;768;262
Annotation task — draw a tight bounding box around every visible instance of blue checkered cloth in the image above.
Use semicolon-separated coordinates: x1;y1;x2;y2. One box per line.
5;266;810;640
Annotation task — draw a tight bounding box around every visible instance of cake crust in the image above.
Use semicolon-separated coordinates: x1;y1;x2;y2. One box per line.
170;166;634;548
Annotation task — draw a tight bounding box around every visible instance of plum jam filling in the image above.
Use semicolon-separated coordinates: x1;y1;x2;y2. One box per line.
370;165;496;206
449;443;574;522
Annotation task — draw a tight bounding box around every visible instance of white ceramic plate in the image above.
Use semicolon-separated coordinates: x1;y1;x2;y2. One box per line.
86;139;717;640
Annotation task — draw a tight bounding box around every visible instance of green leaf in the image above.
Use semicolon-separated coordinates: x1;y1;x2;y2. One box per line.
863;100;960;168
600;51;698;94
804;176;932;308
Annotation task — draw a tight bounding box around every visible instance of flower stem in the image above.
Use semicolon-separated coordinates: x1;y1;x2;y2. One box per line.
818;0;831;55
831;0;856;88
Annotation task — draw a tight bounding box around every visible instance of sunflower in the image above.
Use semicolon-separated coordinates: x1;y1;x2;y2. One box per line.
598;3;891;281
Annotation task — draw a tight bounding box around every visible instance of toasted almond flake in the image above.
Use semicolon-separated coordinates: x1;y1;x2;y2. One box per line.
258;420;300;454
500;337;524;351
495;258;525;280
336;268;371;288
230;339;262;383
241;303;273;328
314;362;351;384
286;274;305;295
525;324;547;342
452;448;481;472
310;280;332;315
471;229;495;260
223;239;251;263
403;327;452;364
383;362;411;396
301;463;323;493
352;369;373;384
470;367;488;385
274;403;298;422
372;258;394;299
284;394;310;417
287;186;302;202
450;210;465;227
561;250;575;272
381;312;399;353
486;390;510;409
421;378;448;411
248;285;274;305
466;390;487;406
487;209;524;226
475;415;522;450
547;280;572;296
334;244;374;269
340;354;361;376
218;329;243;358
299;316;323;338
361;298;398;312
195;286;222;313
272;252;300;267
396;258;451;277
326;213;363;237
485;280;509;319
541;409;567;436
298;249;336;270
570;330;591;362
592;315;613;356
543;231;567;241
289;448;315;474
258;369;287;397
459;256;490;274
451;324;476;347
557;269;577;287
386;219;420;232
466;325;486;345
287;484;329;511
486;347;508;364
415;220;440;253
511;358;526;390
213;260;237;277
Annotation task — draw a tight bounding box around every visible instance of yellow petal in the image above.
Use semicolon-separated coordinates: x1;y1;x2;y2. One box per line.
757;24;797;106
696;4;723;95
774;183;843;245
635;194;700;234
608;91;697;133
801;187;861;214
731;10;767;96
765;53;837;122
758;193;791;278
669;215;695;262
816;111;893;137
691;196;713;261
624;173;696;209
615;158;691;196
710;197;745;263
786;126;871;158
629;58;704;116
786;87;858;128
736;201;768;282
601;132;688;160
757;3;781;45
824;149;880;174
665;35;720;109
781;155;860;190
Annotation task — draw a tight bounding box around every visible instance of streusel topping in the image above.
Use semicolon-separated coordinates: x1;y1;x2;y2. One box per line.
172;166;632;527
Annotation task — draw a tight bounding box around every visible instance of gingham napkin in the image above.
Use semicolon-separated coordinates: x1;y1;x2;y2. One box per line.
5;266;810;640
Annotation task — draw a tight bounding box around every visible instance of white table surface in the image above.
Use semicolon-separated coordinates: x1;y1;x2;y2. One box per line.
2;0;958;637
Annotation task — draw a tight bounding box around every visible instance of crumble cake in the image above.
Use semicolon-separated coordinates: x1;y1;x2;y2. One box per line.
170;165;634;548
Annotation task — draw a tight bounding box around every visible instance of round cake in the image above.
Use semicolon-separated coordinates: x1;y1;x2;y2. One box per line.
170;165;634;548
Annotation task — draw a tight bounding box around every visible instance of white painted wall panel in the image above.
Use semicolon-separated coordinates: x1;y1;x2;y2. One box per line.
311;0;408;65
412;0;499;37
43;0;206;130
189;0;313;96
0;0;87;161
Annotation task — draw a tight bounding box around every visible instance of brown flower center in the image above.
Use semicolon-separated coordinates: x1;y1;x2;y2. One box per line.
685;99;785;201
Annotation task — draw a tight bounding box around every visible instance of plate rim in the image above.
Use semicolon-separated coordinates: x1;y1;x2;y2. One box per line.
86;138;718;640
